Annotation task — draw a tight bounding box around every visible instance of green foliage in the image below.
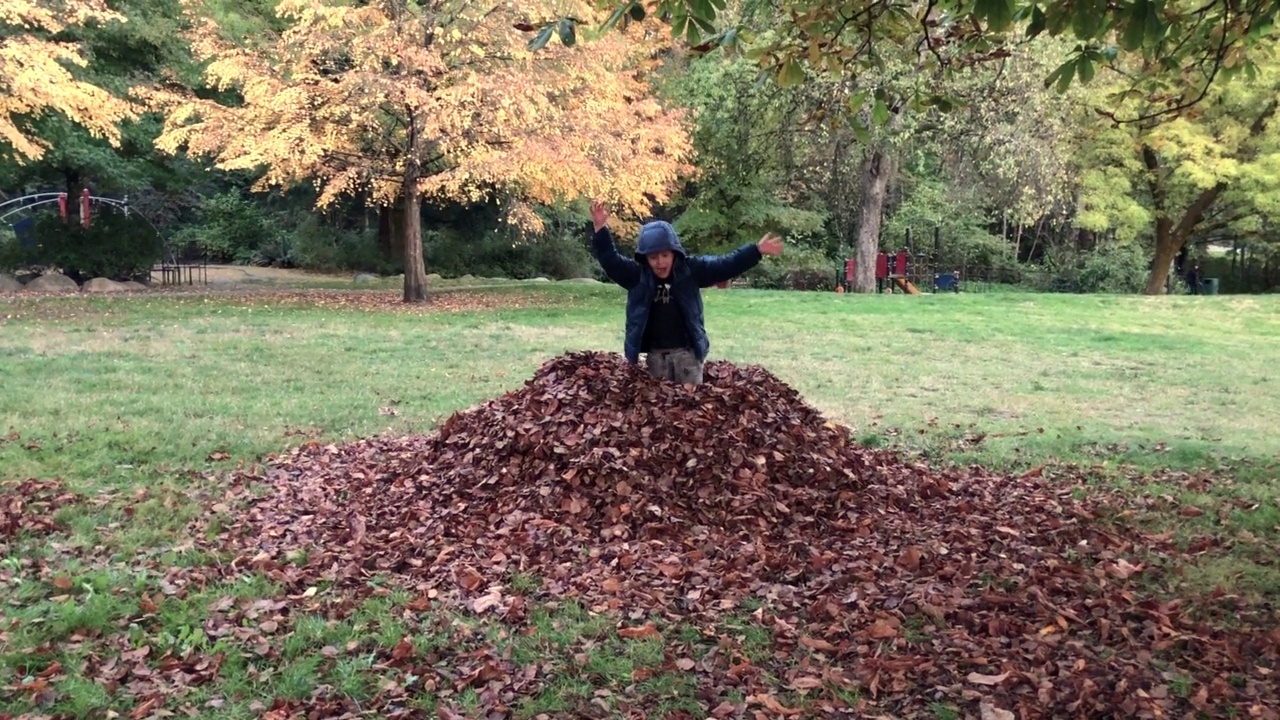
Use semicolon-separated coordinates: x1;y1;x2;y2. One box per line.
292;220;382;273
745;245;834;290
885;174;1017;272
173;190;286;264
1075;243;1150;293
664;54;827;254
1028;242;1150;293
424;226;597;280
0;210;162;280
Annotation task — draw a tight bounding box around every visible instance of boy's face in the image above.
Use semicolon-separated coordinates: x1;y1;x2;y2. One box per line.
646;250;675;279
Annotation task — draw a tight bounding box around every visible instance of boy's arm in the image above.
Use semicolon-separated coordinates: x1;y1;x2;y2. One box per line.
588;200;641;289
690;233;783;287
590;226;642;289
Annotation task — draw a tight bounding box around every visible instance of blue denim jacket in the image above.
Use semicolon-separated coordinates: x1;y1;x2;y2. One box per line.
590;221;763;363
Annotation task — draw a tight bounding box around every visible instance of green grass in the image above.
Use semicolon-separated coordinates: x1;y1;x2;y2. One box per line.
2;284;1279;717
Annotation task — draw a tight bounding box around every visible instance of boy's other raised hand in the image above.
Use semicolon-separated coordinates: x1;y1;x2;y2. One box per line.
590;200;610;232
758;233;784;256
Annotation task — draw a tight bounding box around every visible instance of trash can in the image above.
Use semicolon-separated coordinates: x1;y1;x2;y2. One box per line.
1201;277;1219;295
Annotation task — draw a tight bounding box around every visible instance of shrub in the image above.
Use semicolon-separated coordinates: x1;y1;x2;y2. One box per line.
172;191;285;264
745;245;835;291
1031;243;1149;293
424;225;597;280
1;210;162;281
291;216;389;273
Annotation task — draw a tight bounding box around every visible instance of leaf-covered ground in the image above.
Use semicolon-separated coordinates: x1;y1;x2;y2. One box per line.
221;354;1278;716
3;352;1277;719
0;287;567;324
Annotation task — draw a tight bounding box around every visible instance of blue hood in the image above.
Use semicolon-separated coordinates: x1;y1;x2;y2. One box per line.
634;221;687;263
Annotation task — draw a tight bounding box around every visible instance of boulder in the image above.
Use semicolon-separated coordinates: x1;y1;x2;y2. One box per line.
0;274;22;292
353;273;379;283
26;273;79;293
82;277;128;293
121;281;148;291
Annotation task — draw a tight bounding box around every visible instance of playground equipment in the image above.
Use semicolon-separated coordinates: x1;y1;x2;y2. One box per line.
837;227;963;294
0;189;207;286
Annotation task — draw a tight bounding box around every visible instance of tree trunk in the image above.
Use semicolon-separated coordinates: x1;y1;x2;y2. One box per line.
402;182;427;303
852;148;895;293
1144;215;1179;294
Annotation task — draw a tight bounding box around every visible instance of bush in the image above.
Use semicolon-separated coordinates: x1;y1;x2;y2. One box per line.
1075;243;1148;293
1030;243;1148;293
292;216;389;273
172;191;286;264
745;245;835;290
0;211;162;281
424;225;597;280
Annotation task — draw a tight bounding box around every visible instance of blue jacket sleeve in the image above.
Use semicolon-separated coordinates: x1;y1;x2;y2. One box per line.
590;227;641;289
689;243;764;287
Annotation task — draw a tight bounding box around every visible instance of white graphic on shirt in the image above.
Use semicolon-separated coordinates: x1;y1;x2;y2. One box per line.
655;283;672;304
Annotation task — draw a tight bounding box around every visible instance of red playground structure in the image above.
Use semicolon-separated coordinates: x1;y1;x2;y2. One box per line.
837;227;963;294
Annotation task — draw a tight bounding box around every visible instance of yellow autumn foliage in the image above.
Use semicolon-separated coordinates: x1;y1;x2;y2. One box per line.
147;0;695;231
0;0;138;162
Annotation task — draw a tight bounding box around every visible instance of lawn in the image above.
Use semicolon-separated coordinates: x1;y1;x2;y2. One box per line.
1;283;1278;719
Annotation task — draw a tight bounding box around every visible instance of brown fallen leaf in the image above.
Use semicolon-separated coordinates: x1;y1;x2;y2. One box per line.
675;658;696;671
454;567;485;592
980;702;1016;720
967;671;1010;685
207;451;230;461
390;637;414;661
129;696;162;720
617;623;661;640
749;693;802;716
799;635;838;652
867;621;897;639
52;577;73;590
897;546;922;571
472;589;504;613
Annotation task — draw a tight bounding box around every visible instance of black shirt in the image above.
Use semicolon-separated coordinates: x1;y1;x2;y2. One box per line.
642;280;690;351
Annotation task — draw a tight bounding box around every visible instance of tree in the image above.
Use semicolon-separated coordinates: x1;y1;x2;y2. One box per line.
1057;42;1280;293
148;0;693;302
0;0;138;164
662;53;826;254
1136;77;1279;293
582;0;1279;121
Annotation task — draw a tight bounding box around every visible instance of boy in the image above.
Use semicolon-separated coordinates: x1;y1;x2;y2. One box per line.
589;200;783;384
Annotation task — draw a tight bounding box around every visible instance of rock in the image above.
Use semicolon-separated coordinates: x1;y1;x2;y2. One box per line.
528;276;551;283
0;274;22;292
352;273;379;283
121;281;148;291
25;273;79;293
458;274;476;283
563;277;602;284
82;277;128;293
426;273;442;283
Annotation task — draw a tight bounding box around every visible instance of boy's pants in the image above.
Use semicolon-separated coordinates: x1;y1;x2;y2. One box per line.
645;348;703;384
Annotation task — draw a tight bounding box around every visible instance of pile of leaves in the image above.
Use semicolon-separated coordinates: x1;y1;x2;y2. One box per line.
219;351;1278;719
0;479;80;543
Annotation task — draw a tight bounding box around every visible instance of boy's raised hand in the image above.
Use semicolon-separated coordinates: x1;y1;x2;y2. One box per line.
758;233;784;256
590;200;610;232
